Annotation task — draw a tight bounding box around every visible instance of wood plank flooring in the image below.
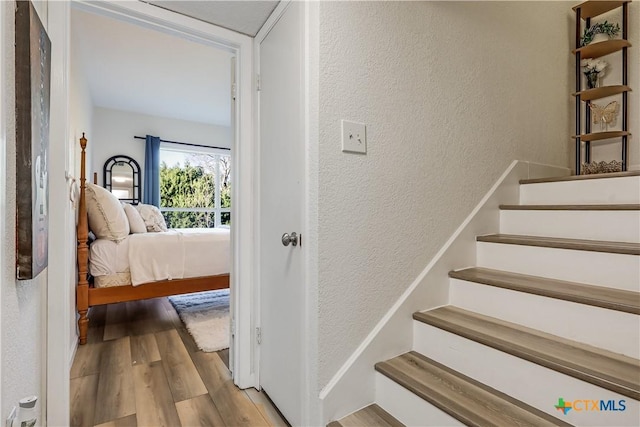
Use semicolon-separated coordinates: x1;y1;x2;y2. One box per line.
70;297;289;427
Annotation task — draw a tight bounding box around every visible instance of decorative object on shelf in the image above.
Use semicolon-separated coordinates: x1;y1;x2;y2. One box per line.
581;58;607;89
580;21;620;46
589;101;619;131
580;160;623;175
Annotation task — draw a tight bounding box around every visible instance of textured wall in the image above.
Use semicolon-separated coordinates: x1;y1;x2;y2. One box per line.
91;107;232;185
1;0;48;421
316;1;573;389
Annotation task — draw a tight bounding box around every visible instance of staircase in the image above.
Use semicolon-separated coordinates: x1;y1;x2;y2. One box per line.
330;171;640;427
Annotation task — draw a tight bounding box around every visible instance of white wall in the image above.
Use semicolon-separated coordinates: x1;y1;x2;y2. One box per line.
70;21;93;178
67;11;94;362
1;0;49;422
315;1;573;390
588;3;639;170
91;107;232;186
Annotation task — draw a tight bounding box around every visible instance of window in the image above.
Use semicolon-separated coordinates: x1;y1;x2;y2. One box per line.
159;148;231;228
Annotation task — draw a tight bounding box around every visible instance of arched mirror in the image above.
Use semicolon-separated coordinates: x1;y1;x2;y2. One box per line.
103;155;141;203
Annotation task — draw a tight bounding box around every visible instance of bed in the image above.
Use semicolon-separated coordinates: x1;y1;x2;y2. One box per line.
76;134;230;344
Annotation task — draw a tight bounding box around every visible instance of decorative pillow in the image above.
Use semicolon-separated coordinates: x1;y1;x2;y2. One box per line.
122;203;147;234
134;203;168;232
85;183;130;241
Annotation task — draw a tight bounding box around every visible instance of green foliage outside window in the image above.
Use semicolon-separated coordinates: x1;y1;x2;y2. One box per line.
159;153;231;228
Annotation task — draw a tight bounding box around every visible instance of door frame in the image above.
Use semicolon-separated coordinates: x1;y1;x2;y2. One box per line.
0;0;6;414
253;2;319;424
47;2;256;424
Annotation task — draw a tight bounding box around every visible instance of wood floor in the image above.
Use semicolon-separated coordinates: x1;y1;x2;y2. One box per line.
70;297;289;427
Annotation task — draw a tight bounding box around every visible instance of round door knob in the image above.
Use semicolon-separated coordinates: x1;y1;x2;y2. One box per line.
281;232;298;247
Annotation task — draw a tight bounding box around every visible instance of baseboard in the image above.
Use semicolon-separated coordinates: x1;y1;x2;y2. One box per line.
318;160;570;425
69;335;78;370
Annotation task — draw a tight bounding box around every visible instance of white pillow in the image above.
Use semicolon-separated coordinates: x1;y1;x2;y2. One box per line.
122;203;147;234
85;183;130;241
135;203;168;232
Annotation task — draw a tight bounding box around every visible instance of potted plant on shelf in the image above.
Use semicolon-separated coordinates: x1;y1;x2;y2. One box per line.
580;21;620;46
581;58;607;89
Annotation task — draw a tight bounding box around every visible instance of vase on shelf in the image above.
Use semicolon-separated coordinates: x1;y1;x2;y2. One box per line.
585;72;600;89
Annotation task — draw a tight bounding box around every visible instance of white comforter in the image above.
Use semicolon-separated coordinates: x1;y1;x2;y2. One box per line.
90;228;230;286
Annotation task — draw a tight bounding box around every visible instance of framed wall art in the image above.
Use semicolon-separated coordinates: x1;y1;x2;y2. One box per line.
15;1;51;280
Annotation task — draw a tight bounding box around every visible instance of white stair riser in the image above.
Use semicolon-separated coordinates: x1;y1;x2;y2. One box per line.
413;322;640;427
500;210;640;243
450;279;640;358
477;242;640;291
520;177;640;205
375;372;464;427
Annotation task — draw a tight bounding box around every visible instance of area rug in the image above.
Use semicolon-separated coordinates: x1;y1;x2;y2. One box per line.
168;289;229;352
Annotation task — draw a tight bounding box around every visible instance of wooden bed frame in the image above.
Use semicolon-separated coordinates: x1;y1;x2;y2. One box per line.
76;134;229;344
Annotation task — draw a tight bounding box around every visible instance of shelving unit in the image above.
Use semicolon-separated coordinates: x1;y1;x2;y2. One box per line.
572;0;632;174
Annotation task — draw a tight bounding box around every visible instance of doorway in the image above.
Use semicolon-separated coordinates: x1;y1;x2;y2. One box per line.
47;2;256;425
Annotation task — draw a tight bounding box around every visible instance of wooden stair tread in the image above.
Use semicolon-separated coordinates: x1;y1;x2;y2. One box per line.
520;170;640;184
477;234;640;255
375;352;571;427
449;267;640;315
499;204;640;211
413;306;640;400
327;404;404;427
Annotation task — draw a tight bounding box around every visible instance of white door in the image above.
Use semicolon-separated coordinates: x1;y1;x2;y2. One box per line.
259;2;305;426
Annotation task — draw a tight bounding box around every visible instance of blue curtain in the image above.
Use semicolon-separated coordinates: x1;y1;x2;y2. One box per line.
143;135;161;207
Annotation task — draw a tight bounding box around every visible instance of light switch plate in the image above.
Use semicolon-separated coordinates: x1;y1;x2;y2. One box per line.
341;120;367;154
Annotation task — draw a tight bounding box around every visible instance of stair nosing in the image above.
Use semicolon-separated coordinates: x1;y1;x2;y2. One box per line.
499;204;640;211
367;404;404;427
413;307;640;400
328;404;404;427
449;267;640;315
375;352;571;427
477;234;640;255
520;170;640;184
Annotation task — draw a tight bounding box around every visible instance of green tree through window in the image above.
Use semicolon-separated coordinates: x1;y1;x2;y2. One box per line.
159;150;231;228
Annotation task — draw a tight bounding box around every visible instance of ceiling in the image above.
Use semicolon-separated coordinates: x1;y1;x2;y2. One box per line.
71;1;278;127
147;1;279;37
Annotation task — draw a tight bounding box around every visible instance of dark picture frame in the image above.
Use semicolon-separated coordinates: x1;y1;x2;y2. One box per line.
15;1;51;280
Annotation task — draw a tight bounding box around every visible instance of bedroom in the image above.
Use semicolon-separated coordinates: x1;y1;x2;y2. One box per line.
68;4;283;425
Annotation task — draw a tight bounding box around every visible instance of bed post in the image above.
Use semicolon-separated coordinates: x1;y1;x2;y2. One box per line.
77;134;90;344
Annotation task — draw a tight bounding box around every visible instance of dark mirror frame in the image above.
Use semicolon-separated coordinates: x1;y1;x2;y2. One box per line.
103;155;141;204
